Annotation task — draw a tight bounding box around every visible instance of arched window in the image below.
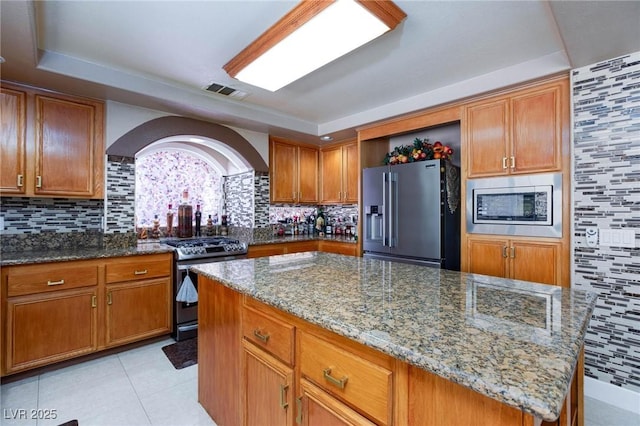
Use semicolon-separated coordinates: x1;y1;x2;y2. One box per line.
135;149;223;227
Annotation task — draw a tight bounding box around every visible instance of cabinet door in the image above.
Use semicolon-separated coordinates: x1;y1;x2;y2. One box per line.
35;95;100;197
320;146;343;204
248;244;288;258
510;85;562;174
243;340;294;426
466;237;508;278
298;146;319;203
271;140;298;203
299;378;376;426
105;278;171;347
342;143;358;203
5;288;98;373
466;99;509;177
509;240;560;285
0;87;26;194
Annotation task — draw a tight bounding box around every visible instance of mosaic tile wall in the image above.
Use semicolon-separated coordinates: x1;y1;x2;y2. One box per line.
0;197;103;234
572;51;640;392
224;170;254;228
254;172;270;228
106;156;135;234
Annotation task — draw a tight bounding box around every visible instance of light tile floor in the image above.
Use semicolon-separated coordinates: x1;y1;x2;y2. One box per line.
2;338;639;426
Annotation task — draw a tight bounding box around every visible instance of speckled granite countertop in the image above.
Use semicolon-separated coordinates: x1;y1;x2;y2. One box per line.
0;242;174;266
191;251;597;422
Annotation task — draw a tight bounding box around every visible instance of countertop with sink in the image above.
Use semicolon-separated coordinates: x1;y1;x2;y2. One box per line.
191;251;597;422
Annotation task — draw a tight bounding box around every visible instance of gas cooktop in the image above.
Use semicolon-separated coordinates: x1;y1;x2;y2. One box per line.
162;237;247;261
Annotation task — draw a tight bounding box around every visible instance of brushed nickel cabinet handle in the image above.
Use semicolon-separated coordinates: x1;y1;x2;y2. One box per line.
279;384;289;409
107;291;113;305
502;157;507;169
91;295;97;308
134;269;148;275
510;156;515;169
502;246;508;258
323;368;348;389
36;175;42;188
253;329;270;343
47;279;65;286
295;397;302;424
510;246;516;258
17;174;23;187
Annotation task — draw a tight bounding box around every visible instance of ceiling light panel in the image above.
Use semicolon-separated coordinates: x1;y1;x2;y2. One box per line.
225;0;406;92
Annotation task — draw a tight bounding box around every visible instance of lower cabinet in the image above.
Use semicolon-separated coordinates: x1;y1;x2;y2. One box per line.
105;278;171;347
5;287;98;373
247;240;358;258
1;253;173;376
243;340;295;426
465;236;564;286
299;378;376;426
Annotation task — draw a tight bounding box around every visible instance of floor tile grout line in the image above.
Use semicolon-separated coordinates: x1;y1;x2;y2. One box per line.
117;353;153;426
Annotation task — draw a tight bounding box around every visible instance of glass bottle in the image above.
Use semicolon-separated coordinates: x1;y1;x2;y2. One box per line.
194;204;202;236
177;190;193;238
166;204;174;237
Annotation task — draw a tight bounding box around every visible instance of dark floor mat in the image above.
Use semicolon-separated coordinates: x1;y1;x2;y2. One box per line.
161;338;197;369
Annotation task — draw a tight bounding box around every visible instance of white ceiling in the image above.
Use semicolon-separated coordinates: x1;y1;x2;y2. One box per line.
1;1;639;144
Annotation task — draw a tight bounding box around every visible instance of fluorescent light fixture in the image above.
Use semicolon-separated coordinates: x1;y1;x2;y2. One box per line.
224;0;406;91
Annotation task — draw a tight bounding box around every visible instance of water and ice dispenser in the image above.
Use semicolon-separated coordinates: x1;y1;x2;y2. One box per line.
364;205;384;242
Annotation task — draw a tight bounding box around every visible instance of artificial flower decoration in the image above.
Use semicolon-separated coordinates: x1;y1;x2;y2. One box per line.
383;138;454;165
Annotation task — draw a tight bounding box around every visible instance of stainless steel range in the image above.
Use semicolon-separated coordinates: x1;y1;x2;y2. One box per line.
162;236;247;341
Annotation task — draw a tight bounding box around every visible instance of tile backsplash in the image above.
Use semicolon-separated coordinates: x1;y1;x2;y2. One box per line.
572;51;640;392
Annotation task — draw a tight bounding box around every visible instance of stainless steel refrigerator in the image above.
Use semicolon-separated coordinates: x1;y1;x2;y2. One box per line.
362;159;460;270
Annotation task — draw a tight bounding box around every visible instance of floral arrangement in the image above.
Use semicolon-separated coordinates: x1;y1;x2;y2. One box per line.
383;138;454;165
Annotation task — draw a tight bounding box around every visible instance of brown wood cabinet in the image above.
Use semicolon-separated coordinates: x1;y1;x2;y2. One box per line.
320;140;358;204
0;86;27;194
198;275;582;426
270;136;319;204
1;253;173;376
465;236;564;286
248;240;358;258
0;82;105;199
243;340;295;426
465;78;567;178
299;378;376;426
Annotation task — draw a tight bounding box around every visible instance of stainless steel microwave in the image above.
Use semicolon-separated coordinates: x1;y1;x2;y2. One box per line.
466;173;562;238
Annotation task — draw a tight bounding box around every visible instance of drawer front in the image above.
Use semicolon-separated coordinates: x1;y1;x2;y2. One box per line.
299;331;393;425
242;306;295;365
7;265;99;297
106;256;171;283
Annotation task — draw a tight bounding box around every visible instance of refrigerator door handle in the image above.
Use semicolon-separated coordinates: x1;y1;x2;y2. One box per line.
388;171;398;248
382;172;388;246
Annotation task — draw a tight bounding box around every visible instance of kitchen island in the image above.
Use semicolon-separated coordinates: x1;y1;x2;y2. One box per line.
192;252;596;426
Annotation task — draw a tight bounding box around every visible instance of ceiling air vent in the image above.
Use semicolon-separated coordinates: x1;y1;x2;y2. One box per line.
204;83;248;100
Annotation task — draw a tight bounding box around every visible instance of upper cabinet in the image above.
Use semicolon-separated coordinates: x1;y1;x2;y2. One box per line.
320;140;358;204
465;78;567;177
0;87;26;194
269;136;319;204
0;82;105;199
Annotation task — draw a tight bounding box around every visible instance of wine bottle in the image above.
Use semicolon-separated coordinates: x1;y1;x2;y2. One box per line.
194;204;202;236
177;190;193;238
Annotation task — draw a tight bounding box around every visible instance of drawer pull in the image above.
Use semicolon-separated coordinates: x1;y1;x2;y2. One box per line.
253;329;270;343
279;384;289;409
47;279;65;286
91;295;97;308
134;269;148;275
295;397;302;424
323;368;348;389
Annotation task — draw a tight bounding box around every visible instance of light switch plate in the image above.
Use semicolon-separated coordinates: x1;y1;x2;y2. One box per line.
599;229;636;248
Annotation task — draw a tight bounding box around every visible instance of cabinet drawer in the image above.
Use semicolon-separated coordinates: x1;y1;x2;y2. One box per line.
106;255;171;283
7;264;99;297
299;331;393;425
242;306;295;365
